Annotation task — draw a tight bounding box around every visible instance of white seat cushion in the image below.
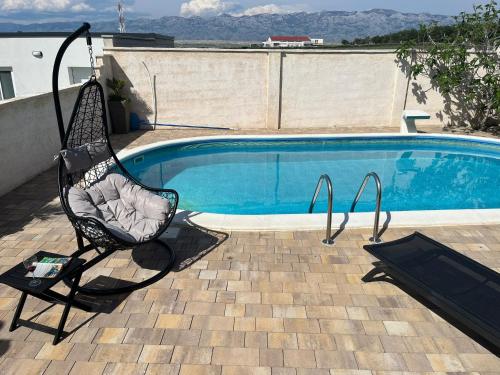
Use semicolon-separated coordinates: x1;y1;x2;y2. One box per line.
67;173;171;242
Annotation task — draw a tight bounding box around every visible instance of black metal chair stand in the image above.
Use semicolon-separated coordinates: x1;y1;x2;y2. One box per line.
52;23;178;295
0;251;91;345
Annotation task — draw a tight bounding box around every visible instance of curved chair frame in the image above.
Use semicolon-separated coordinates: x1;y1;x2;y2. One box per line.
53;24;178;295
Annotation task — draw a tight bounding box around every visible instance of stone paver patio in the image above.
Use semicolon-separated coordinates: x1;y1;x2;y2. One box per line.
0;127;499;374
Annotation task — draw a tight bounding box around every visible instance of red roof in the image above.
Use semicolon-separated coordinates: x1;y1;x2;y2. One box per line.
270;36;310;42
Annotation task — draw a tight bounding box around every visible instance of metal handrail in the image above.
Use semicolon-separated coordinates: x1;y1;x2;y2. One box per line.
350;172;382;243
309;174;334;246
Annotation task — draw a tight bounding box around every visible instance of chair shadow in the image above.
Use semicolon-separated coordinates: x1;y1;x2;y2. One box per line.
362;263;500;356
129;221;228;273
75;276;132;313
170;221;228;272
0;321;9;356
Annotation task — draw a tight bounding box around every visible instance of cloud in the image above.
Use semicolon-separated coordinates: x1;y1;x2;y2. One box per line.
180;0;239;17
234;3;306;16
179;1;307;17
70;2;94;12
1;0;70;11
0;0;129;13
0;0;143;23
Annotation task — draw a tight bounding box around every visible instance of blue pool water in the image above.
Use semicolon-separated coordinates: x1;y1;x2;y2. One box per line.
122;136;500;215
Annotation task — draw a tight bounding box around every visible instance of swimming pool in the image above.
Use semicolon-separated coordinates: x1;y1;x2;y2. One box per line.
121;134;500;217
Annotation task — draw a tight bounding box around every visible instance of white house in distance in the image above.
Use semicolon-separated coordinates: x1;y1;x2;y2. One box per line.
310;38;324;46
0;32;174;100
263;36;312;48
263;36;325;48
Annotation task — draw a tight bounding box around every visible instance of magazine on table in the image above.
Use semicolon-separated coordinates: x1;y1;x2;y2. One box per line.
25;257;71;278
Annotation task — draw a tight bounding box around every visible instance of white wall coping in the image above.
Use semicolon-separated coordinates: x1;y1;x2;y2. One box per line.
0;83;81;106
117;133;500;231
104;47;398;54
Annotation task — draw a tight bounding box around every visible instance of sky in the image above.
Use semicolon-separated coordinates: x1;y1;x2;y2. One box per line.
0;0;494;23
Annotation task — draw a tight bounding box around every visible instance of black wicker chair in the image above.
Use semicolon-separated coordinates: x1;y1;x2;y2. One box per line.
53;24;178;295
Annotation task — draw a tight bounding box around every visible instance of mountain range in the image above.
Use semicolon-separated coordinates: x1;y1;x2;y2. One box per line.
0;9;454;42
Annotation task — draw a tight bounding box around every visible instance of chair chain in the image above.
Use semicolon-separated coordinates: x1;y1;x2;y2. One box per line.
87;30;96;77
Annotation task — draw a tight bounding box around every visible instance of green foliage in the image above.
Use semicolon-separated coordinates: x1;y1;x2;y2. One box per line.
349;25;458;46
396;1;499;130
106;78;129;102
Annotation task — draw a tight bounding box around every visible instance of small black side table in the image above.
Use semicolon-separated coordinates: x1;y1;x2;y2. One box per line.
0;251;91;344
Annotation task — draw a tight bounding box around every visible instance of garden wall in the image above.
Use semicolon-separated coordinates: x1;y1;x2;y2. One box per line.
103;47;446;130
0;85;80;196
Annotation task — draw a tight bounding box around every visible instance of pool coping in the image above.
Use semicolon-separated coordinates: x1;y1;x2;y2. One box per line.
117;133;500;231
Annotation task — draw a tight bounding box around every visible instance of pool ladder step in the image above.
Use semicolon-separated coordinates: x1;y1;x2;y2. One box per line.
309;172;383;246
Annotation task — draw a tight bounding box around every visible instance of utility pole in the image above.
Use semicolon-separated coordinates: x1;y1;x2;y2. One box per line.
118;1;125;33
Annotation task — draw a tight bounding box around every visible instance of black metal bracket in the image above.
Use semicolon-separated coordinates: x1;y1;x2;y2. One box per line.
52;22;91;144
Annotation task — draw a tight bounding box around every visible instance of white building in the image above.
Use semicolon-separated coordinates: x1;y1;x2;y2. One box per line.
263;36;312;48
0;32;174;100
310;38;324;46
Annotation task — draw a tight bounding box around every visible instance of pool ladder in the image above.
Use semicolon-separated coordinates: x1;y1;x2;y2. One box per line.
309;172;383;246
351;172;383;244
309;175;334;246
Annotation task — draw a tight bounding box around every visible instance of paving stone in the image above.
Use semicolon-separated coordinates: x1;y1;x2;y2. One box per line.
69;361;107;375
315;350;357;369
245;331;268;348
90;344;142;362
161;329;201;346
66;343;97;361
458;353;500;371
234;317;255;331
155;314;192;329
382;320;417;336
355;351;407;371
199;330;245;347
123;328;164;344
171;346;212;365
191;316;234;331
426;353;466;372
185;302;226;316
103;362;148;375
138;344;174;363
179;364;221;375
283;349;316;368
221;366;271;375
402;352;434;372
283;318;320;333
0;358;49;375
43;360;75;375
94;328;127;344
35;342;73;360
145;364;180;375
268;332;298;349
260;348;284;367
319;320;365;335
212;347;259;366
296;333;336;350
256;317;284;332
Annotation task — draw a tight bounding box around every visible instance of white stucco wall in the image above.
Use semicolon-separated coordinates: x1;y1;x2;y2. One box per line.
0;36;103;98
0;85;80;197
104;47;446;130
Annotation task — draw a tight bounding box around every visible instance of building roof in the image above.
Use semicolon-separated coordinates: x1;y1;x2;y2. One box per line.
0;32;174;40
270;36;310;42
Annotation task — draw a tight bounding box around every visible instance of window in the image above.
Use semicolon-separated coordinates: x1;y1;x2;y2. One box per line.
69;67;93;85
0;69;15;100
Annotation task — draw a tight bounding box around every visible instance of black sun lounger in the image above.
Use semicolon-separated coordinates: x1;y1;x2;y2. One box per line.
363;232;500;351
